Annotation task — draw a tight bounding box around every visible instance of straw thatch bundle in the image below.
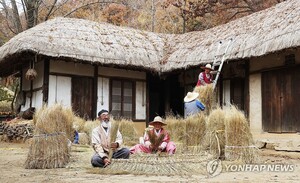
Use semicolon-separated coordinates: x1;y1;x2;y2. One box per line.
78;132;90;145
224;106;257;163
25;68;37;80
83;120;99;139
185;113;206;147
164;114;206;153
25;104;74;169
206;107;225;159
118;119;139;146
164;115;185;143
108;120;120;161
73;116;86;132
193;84;215;114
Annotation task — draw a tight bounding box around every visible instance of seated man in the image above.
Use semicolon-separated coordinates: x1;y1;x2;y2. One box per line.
130;116;176;155
91;109;130;168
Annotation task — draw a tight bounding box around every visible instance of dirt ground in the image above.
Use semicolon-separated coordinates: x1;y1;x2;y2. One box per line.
0;142;300;183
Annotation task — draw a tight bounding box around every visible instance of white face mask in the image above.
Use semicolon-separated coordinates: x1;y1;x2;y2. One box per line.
101;121;111;128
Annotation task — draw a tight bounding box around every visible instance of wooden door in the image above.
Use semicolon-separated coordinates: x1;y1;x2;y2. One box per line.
262;66;300;132
72;77;94;120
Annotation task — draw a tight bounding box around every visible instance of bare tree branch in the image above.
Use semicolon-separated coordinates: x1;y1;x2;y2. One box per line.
63;1;119;17
44;0;58;21
228;9;252;20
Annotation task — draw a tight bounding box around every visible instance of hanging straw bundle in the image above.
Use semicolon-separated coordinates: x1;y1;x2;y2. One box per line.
25;68;37;80
224;106;257;163
205;107;225;159
25;104;74;169
193;84;215;114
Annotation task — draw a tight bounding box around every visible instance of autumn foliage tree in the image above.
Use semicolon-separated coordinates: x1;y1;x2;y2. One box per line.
102;3;129;26
162;0;285;32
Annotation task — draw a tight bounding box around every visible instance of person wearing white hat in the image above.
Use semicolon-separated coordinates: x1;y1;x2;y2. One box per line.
184;92;205;118
130;116;176;155
196;64;214;86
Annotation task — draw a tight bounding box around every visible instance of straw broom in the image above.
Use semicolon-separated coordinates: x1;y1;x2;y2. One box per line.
224;105;257;163
25;104;74;169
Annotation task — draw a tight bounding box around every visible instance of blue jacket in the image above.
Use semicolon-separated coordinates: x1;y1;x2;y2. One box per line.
184;100;205;118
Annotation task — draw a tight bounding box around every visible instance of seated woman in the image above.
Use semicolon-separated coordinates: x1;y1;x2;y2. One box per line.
130;116;176;155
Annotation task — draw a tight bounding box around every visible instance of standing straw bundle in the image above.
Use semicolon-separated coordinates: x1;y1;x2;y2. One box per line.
224;106;257;163
185;113;206;147
83;120;99;139
193;84;215;114
118;119;139;146
25;104;74;169
206;108;225;159
108;120;120;161
164;115;185;143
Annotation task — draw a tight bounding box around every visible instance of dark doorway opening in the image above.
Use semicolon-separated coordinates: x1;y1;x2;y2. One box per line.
72;76;94;120
148;74;184;124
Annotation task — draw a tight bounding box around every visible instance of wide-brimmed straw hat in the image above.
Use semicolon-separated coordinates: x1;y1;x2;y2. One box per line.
184;92;199;103
200;64;214;71
149;116;167;126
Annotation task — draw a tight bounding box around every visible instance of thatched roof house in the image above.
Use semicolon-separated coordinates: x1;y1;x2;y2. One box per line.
0;0;299;76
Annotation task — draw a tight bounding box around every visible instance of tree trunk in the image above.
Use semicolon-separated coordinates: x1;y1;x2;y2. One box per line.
11;0;23;33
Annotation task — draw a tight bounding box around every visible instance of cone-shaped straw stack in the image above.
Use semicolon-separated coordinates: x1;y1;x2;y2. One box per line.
25;104;74;169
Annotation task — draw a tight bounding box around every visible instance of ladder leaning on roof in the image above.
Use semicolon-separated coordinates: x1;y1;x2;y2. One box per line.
211;38;233;90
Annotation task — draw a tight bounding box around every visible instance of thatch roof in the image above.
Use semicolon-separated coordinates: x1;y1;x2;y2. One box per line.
0;0;299;76
161;0;300;72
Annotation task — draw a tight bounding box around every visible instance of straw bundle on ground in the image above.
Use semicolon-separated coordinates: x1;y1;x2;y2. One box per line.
193;84;215;114
224;106;257;163
25;104;73;169
118;119;139;146
206;107;226;159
